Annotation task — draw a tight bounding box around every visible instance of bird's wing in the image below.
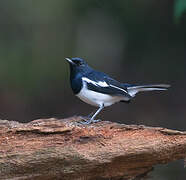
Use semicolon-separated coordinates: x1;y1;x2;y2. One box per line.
82;71;132;100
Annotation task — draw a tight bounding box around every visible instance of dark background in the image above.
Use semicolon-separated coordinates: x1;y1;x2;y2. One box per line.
0;1;186;179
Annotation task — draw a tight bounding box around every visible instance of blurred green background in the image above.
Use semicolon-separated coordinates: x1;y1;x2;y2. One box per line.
0;0;186;179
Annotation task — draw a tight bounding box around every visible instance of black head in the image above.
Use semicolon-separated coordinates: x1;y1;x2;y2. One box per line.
65;57;92;81
65;57;91;75
65;57;87;67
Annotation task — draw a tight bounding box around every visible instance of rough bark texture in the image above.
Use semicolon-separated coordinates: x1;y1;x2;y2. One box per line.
0;117;186;180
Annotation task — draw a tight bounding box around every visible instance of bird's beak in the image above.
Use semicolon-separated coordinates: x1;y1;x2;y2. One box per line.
65;58;75;65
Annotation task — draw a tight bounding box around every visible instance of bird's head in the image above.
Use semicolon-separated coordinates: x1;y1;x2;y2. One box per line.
65;57;86;66
65;57;90;74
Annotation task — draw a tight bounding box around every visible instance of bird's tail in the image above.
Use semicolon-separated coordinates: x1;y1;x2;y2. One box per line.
127;84;170;97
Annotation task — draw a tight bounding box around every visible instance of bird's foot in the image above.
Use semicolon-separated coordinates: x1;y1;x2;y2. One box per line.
90;119;101;123
77;116;101;125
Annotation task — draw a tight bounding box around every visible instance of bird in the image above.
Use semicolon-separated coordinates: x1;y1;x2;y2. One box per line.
65;57;170;124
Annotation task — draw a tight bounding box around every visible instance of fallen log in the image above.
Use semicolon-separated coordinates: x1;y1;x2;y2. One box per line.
0;117;186;180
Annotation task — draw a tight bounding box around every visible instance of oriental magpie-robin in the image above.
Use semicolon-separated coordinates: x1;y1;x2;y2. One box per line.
66;57;170;124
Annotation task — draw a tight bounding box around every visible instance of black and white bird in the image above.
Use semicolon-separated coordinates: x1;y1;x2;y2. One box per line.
66;57;170;124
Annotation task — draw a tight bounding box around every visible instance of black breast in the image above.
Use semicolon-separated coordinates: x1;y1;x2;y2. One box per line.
70;75;82;94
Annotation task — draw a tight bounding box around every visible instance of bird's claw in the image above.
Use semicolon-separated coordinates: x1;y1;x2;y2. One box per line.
90;119;101;123
77;116;101;125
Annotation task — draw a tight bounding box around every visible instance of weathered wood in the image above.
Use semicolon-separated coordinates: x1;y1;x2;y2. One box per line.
0;117;186;180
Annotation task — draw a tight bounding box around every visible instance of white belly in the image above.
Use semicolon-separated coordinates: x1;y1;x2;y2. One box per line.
76;87;124;107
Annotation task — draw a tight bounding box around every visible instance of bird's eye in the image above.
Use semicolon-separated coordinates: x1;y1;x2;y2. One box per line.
76;61;83;66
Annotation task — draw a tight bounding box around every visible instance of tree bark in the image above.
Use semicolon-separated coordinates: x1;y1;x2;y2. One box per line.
0;117;186;180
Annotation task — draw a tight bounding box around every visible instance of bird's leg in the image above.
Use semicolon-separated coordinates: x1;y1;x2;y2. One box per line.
79;104;104;125
90;104;104;121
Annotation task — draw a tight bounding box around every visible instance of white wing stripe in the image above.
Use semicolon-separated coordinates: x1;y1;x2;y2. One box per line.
110;84;128;93
82;77;109;87
82;77;128;93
